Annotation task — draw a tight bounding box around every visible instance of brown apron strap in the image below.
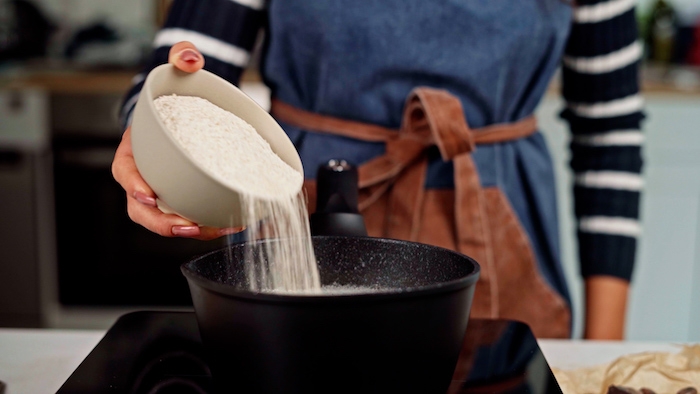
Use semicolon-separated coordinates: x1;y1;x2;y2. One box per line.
270;96;537;147
401;88;475;160
381;89;497;319
270;99;397;142
271;94;536;190
473;116;538;145
384;88;475;244
454;154;498;318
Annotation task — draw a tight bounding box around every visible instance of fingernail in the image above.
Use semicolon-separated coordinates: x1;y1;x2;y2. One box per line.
134;191;157;207
179;49;200;63
172;226;200;236
219;226;245;236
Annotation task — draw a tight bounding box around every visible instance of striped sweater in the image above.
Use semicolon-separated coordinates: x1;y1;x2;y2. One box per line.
121;0;644;282
561;0;644;280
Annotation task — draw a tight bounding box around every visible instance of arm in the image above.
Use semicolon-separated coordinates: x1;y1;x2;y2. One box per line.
584;275;630;339
112;0;266;240
560;0;645;339
119;0;266;129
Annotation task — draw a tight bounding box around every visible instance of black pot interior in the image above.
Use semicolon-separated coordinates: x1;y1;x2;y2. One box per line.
183;236;478;293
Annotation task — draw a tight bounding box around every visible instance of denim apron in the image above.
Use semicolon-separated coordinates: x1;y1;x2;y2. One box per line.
260;0;574;381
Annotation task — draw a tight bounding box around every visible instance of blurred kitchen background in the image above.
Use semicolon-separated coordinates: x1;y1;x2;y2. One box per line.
0;0;699;342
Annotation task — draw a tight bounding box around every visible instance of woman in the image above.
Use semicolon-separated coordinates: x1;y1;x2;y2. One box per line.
113;0;644;341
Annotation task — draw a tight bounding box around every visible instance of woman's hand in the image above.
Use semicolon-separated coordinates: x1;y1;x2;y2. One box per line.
112;41;243;240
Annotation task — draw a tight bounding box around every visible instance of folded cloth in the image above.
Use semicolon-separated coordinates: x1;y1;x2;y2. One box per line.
552;345;700;394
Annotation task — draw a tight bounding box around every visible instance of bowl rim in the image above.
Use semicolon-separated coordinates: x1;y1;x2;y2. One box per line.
180;236;481;304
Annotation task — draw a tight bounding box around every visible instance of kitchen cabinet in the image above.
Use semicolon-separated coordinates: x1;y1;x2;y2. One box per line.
537;93;700;341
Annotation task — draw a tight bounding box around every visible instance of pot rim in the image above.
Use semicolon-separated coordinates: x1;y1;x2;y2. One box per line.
180;236;481;303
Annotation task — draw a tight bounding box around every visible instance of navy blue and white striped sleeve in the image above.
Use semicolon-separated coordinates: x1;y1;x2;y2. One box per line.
560;0;645;281
119;0;266;130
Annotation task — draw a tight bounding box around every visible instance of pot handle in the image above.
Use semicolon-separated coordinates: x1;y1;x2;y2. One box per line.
309;159;367;237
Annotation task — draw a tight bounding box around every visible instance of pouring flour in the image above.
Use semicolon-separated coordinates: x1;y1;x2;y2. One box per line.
153;94;320;293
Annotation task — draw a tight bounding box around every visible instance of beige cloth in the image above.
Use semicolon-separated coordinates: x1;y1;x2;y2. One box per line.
552;345;700;394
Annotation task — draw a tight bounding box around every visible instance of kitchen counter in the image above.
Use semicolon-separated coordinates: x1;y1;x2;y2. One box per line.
0;326;684;394
0;328;104;394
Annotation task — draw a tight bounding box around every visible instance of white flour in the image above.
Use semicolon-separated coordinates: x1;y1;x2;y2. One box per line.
154;94;320;293
153;95;302;199
241;192;320;293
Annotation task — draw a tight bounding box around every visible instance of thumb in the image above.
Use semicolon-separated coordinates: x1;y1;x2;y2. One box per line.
168;41;205;73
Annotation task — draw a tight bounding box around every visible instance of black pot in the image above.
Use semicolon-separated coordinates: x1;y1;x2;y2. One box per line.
181;236;479;394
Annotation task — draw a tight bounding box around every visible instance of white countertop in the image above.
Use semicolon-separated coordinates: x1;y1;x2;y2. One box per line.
0;327;685;394
0;328;104;394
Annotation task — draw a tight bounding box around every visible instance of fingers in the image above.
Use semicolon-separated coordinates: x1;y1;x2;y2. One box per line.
127;196;244;241
128;195;246;240
113;128;195;237
199;226;247;241
112;127;153;200
113;127;245;240
168;41;205;73
126;195;199;237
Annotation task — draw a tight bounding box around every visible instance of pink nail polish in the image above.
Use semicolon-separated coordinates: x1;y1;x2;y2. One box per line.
219;227;245;236
179;49;200;63
134;191;157;207
172;226;200;236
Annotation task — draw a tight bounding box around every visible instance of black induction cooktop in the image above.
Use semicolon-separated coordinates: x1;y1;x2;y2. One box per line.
57;311;563;394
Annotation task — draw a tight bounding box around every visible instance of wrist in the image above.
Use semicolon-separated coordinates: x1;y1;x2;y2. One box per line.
583;275;630;340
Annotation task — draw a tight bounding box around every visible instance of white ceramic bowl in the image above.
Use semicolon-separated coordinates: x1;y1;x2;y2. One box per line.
130;64;303;228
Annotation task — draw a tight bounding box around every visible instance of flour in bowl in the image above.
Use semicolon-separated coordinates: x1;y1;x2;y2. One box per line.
153;95;302;199
154;94;320;293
